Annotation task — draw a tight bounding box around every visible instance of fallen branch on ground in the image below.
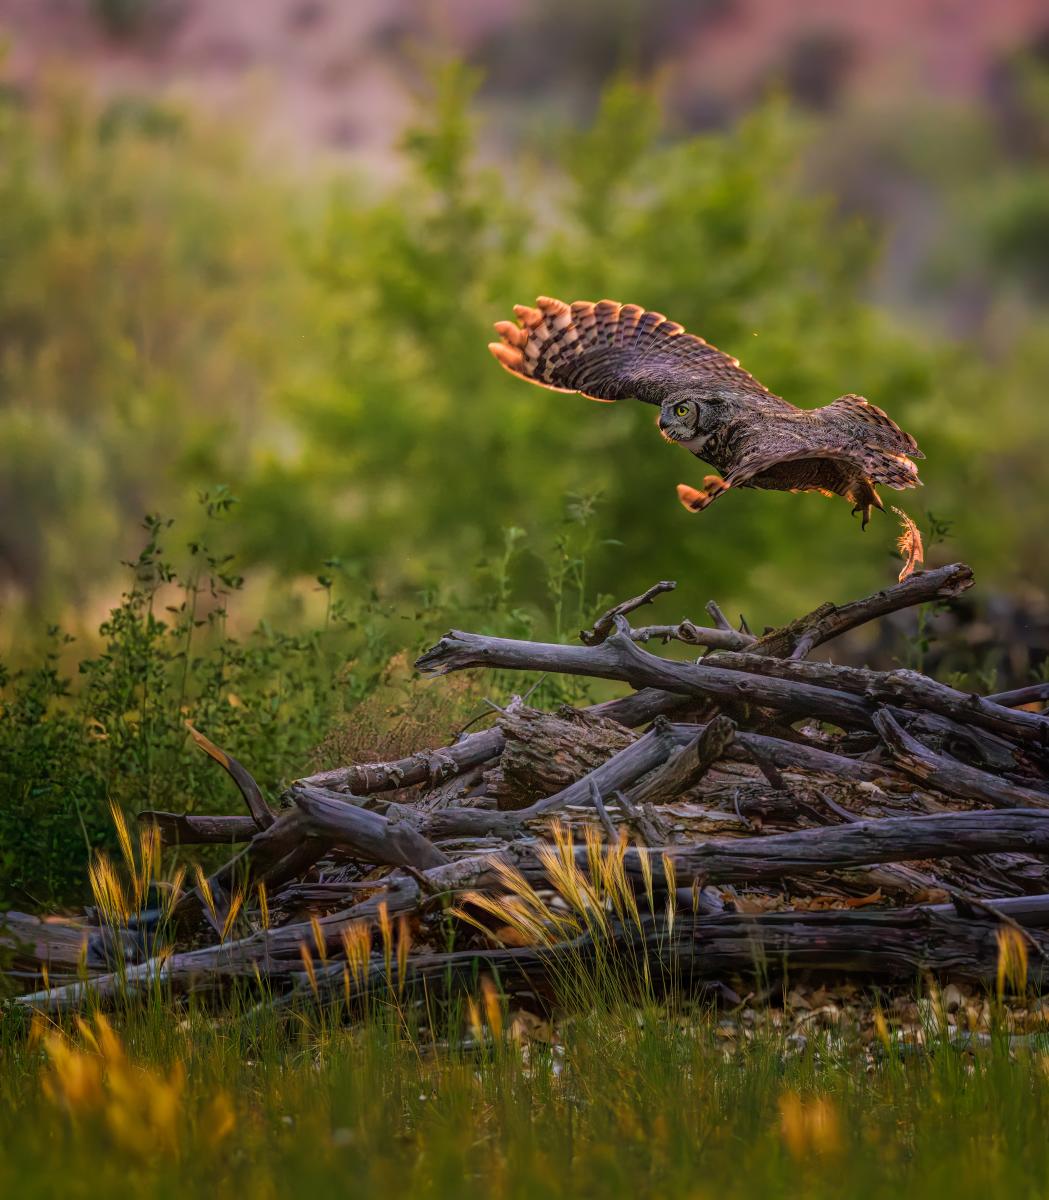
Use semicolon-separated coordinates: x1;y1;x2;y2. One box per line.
13;559;1049;1022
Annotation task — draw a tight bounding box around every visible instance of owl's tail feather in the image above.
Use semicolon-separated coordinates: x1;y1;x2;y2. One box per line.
824;394;924;459
865;450;923;490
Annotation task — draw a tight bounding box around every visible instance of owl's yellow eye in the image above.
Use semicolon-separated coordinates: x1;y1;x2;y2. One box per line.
675;404;690;417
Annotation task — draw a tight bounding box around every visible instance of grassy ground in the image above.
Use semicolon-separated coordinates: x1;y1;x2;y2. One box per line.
4;996;1049;1199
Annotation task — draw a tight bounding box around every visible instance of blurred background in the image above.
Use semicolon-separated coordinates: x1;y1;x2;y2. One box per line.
2;0;1049;901
2;0;1049;632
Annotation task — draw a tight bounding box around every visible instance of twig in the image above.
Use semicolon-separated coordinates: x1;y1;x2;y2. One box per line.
185;722;276;830
629;621;755;650
705;600;734;632
987;684;1049;709
589;780;619;843
580;580;677;646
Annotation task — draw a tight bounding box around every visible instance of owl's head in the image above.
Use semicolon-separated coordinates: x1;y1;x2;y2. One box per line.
657;396;713;447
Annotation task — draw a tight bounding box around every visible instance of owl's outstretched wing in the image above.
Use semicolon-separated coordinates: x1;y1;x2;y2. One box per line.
723;395;923;490
489;296;772;406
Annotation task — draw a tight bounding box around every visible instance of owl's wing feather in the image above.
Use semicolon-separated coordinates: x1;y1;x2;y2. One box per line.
726;444;922;492
489;296;771;405
820;394;923;460
725;395;922;490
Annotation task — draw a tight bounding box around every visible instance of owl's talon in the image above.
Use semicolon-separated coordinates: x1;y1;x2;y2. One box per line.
851;503;873;530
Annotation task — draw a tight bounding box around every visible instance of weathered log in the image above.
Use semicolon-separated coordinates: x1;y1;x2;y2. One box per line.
483;705;635;810
299;684;695;798
657;809;1049;884
169;810;318;926
988;684;1049;709
291;785;450;870
424;722;682;840
753;562;975;659
12;854;505;1011
139;811;259;845
704;652;1049;745
416;623;875;729
422;719;902;841
873;709;1049;809
283;895;1049;1012
18;802;1049;1012
0;912;104;972
300;726;507;795
626;716;736;808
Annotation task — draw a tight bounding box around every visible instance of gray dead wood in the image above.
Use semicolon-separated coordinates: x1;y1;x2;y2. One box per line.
291;785;449;869
17;806;1049;1012
656;809;1049;885
300;725;507;795
626;715;737;808
307;564;971;800
703;652;1049;745
752;562;974;659
579;579;677;645
482;705;635;810
415;622;875;729
13;854;503;1011
281;895;1049;1013
988;684;1049;709
0;912;117;972
627;621;756;650
139;811;259;845
185;725;276;830
423;721;683;840
298;686;695;798
873;709;1049;809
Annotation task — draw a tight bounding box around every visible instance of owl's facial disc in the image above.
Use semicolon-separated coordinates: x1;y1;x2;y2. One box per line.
657;397;703;445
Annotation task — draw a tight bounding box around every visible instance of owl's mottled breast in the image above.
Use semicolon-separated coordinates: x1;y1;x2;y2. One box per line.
702;422;752;473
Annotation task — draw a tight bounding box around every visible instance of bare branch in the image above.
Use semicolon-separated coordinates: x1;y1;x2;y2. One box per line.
579;579;677;645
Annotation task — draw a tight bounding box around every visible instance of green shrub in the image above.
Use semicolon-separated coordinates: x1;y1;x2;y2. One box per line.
0;494;382;908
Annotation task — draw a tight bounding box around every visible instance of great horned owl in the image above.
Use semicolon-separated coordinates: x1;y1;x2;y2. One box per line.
489;296;923;528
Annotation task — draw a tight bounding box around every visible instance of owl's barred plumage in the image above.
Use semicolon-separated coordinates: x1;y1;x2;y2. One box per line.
489;296;924;528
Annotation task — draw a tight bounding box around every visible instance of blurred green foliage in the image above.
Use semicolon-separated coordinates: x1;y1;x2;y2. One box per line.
0;69;313;617
4;58;1047;639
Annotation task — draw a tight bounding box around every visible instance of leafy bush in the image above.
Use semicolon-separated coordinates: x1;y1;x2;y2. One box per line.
0;494;386;908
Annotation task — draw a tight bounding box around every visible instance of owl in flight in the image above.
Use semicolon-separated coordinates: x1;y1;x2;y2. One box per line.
489;297;922;528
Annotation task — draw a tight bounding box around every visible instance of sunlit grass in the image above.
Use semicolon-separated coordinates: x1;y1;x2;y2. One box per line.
4;998;1049;1198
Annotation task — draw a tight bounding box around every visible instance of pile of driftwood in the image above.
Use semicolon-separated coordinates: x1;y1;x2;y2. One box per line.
7;560;1049;1019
